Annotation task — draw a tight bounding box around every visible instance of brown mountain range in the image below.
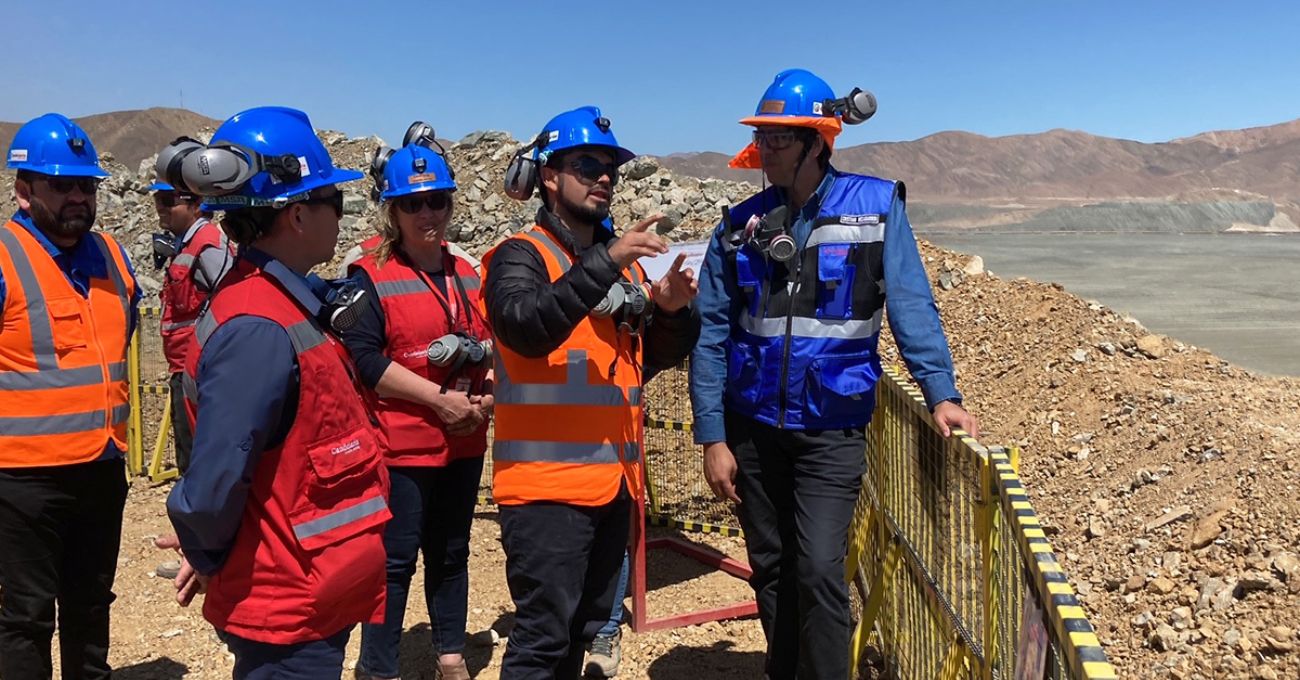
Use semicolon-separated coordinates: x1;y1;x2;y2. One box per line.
3;108;1297;231
659;118;1300;232
0;107;219;169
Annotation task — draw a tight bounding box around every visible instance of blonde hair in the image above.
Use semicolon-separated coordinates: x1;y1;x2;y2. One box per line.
366;195;456;268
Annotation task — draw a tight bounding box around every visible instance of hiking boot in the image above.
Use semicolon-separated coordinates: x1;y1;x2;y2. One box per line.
584;629;621;677
436;659;471;680
155;560;180;580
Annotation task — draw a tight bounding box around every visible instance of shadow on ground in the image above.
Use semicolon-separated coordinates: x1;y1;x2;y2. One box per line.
396;617;508;679
115;657;189;680
645;640;764;679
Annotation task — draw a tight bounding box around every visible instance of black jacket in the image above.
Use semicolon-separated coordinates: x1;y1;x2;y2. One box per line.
483;208;700;380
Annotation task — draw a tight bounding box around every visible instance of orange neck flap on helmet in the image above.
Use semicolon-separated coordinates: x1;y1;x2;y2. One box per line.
728;115;843;169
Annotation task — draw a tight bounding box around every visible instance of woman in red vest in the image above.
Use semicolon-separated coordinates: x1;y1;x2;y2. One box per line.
342;126;492;680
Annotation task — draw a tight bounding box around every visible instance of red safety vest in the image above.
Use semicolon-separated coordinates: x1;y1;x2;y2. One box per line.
160;219;231;373
182;257;390;644
0;221;134;467
479;224;647;506
350;245;490;466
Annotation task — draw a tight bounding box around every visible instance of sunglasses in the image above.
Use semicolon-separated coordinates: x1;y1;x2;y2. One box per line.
752;129;802;152
153;192;195;208
564;156;619;186
393;191;451;215
40;176;100;195
299;190;344;218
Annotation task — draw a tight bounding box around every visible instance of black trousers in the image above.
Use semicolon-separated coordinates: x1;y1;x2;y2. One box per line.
0;459;128;680
222;627;351;680
498;485;631;680
168;372;194;474
727;411;867;680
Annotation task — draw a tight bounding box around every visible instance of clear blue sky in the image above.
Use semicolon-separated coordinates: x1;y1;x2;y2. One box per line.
4;1;1299;155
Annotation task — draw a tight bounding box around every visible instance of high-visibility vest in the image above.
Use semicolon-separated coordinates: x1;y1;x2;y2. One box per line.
350;246;490;466
0;220;134;467
160;219;231;373
182;257;391;644
480;224;646;506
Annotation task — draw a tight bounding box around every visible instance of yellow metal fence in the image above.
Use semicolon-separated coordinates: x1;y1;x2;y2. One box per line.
126;324;1115;679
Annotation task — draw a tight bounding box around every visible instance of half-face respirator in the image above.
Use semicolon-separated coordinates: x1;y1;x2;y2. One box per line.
427;333;493;369
726;204;796;262
592;280;653;330
317;277;368;333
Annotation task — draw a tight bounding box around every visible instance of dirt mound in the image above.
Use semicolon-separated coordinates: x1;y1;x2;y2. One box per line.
898;244;1300;678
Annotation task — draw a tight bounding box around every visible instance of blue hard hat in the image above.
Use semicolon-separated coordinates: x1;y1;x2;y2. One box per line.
535;106;635;166
201;106;363;211
149;181;175;192
6;113;110;178
379;144;456;200
742;69;837;122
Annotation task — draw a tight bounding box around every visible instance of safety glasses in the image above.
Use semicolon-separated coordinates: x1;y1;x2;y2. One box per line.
299;190;344;218
393;191;451;215
565;155;620;186
752;129;802;152
40;176;100;195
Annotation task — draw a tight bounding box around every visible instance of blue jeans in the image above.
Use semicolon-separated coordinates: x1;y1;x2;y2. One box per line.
223;627;351;680
359;457;484;678
597;552;629;638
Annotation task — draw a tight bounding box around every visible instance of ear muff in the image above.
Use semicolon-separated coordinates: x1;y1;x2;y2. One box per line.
156;138;304;196
369;145;395;201
822;87;877;125
156;136;205;191
503;133;547;201
401;121;455;181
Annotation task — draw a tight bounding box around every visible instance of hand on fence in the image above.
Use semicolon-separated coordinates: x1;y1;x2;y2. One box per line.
703;442;742;504
932;400;979;439
154;534;209;607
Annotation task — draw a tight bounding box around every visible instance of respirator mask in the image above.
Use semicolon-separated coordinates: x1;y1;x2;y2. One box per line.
592;280;653;331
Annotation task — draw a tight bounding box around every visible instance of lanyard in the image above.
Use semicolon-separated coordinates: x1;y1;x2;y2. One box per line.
404;248;474;332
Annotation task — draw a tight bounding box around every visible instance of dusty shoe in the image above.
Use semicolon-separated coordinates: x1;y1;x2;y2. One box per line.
584;629;621;677
155;560;181;580
435;659;471;680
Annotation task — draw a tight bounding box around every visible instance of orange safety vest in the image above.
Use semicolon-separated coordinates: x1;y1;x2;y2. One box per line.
480;223;647;506
0;220;135;467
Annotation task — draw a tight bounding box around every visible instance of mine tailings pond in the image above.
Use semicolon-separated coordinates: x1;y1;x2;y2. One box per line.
924;231;1300;377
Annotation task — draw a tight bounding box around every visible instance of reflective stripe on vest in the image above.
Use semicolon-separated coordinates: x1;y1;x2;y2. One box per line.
494;439;641;464
0;403;130;436
292;495;389;542
739;308;884;340
196;313;324;355
494;348;629;407
161;318;198;332
0;227;129;393
172;253;196;268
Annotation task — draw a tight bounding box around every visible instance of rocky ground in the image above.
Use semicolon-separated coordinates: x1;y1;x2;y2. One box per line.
6;129;1298;679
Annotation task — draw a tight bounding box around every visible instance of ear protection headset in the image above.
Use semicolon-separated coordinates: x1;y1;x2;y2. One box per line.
503;132;549;201
822;87;877;125
156;136;304;197
369;121;456;199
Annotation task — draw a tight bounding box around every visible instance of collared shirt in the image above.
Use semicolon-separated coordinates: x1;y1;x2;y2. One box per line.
690;168;961;444
165;247;303;575
0;210;142;460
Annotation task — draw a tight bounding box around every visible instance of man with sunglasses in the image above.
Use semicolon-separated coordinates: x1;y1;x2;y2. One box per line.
157;107;390;680
481;106;700;679
149;181;232;476
690;70;979;679
0;113;141;680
